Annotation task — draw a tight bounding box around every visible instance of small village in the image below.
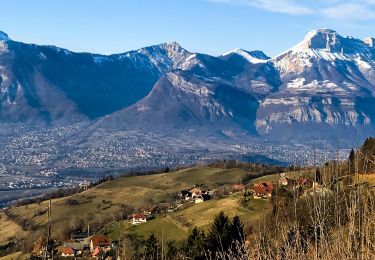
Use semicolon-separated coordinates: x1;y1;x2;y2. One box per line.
53;186;214;258
47;172;325;259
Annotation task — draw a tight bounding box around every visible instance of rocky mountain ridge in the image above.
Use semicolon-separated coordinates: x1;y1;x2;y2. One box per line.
1;29;375;145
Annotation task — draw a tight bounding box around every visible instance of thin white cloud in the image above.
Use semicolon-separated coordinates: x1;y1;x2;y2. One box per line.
322;3;375;20
208;0;375;21
208;0;313;15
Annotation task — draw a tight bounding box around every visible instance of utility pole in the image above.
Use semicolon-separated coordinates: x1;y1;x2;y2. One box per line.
43;200;52;259
161;217;164;260
313;142;317;182
48;200;53;259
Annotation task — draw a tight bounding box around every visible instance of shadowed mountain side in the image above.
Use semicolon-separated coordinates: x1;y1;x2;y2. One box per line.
92;71;260;136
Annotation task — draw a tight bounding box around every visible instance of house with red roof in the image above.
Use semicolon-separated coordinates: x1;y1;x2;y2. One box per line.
252;182;273;199
90;235;111;252
131;213;147;225
61;246;75;257
92;246;104;258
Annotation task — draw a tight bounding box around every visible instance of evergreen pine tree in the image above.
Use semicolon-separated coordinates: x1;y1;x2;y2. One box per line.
230;215;244;243
166;240;178;260
184;227;207;259
207;211;232;256
230;215;246;256
144;233;159;260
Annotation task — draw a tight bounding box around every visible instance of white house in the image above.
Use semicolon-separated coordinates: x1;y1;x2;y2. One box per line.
194;196;204;204
131;213;147;225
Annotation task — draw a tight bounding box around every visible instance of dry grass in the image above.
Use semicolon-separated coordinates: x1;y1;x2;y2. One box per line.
358;173;375;187
0;251;30;260
250;170;314;185
0;214;26;246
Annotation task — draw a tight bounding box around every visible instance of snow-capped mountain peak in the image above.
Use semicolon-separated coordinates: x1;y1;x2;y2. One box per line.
299;29;342;51
273;28;375;77
283;29;373;56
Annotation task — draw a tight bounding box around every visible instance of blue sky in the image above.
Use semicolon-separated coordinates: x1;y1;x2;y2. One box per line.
1;0;375;56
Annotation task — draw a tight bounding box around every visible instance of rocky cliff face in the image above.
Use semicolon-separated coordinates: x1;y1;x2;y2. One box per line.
254;29;375;142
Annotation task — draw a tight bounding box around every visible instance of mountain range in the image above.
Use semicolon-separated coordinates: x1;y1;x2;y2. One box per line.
1;29;375;145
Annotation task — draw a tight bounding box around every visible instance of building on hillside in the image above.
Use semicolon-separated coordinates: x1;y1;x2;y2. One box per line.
63;241;84;256
143;205;161;215
298;177;313;188
92;247;104;258
90;235;111;252
61;247;75;257
194;196;204;204
278;173;288;186
190;188;209;199
252;182;273;199
131;213;147;225
194;193;211;203
179;190;193;201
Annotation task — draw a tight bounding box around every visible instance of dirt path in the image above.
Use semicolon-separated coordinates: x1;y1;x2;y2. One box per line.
165;214;190;232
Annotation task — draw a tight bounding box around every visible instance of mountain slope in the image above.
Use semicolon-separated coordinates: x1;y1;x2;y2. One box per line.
93;29;375;145
92;49;275;136
255;29;375;143
94;71;259;135
0;34;191;123
2;29;375;145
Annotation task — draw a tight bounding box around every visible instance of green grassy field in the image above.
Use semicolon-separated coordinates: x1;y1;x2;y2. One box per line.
125;169;311;244
129;216;188;243
1;166;315;250
0;167;253;244
126;192;272;243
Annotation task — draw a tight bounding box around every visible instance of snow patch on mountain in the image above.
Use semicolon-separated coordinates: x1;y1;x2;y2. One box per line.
93;55;111;64
166;73;212;97
364;37;375;47
222;48;269;63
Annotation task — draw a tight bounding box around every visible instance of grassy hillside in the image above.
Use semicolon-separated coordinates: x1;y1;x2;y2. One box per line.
128;193;271;243
129;169;313;244
0;251;30;260
0;214;25;246
0;167;253;245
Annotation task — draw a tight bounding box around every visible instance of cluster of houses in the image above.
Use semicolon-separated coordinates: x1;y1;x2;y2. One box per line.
131;204;170;225
178;187;211;203
278;173;319;189
129;188;213;226
61;234;115;258
250;174;320;199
